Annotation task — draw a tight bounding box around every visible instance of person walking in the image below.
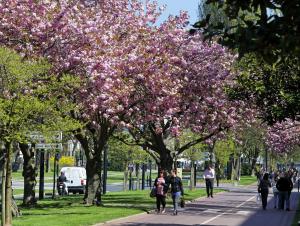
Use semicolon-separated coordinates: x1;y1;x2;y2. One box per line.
272;173;280;208
169;169;184;215
276;172;293;211
154;171;167;214
258;173;271;210
203;165;215;198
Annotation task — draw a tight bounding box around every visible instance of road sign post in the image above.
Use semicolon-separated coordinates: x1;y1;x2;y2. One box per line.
39;149;45;200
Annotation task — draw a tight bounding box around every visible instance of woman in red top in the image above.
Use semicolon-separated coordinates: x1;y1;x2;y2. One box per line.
154;171;166;214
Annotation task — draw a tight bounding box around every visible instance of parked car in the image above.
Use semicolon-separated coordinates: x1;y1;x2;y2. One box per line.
60;167;86;194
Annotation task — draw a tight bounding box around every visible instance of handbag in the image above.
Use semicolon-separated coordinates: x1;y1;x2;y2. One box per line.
180;196;185;208
150;187;157;198
256;193;261;204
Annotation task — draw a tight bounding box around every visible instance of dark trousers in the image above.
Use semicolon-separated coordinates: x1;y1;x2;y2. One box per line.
261;189;268;209
156;194;166;211
278;191;289;209
205;178;214;197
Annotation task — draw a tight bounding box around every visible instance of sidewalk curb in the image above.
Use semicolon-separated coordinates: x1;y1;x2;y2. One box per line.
93;182;256;226
93;189;230;226
92;211;148;226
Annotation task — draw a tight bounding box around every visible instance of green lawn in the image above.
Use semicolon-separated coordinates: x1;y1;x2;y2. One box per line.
13;189;53;196
107;171;124;184
181;175;257;186
238;176;258;186
12;171;54;182
13;189;224;226
13;170;124;184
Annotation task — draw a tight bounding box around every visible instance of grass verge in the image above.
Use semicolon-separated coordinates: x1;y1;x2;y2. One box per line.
238;176;258;185
13;189;224;226
182;175;257;187
13;189;53;196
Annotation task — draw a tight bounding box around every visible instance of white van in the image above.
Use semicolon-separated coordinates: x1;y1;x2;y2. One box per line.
60;167;86;194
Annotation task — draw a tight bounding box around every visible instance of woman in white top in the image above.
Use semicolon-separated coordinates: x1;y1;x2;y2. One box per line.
203;165;215;198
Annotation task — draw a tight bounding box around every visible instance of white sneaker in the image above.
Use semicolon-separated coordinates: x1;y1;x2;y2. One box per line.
161;208;165;214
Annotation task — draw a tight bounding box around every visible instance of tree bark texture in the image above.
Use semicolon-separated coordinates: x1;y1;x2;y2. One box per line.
251;148;259;176
4;143;12;226
123;169;128;191
190;161;195;191
158;150;173;173
76;132;107;205
1;153;7;226
85;157;102;205
19;144;37;206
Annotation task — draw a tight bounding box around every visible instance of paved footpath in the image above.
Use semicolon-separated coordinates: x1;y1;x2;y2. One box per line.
96;185;300;226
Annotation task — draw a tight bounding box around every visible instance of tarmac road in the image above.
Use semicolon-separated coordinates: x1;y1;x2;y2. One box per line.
97;185;300;226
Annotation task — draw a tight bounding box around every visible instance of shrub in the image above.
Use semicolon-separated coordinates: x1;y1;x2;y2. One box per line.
50;156;75;168
241;164;252;176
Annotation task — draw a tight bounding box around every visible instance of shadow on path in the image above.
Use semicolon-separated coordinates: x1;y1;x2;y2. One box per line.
240;191;300;226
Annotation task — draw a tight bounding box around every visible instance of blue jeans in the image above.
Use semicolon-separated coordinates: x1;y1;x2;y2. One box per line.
172;192;181;211
274;192;279;207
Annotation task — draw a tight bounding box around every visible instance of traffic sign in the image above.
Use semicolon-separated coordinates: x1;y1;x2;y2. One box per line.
35;143;63;150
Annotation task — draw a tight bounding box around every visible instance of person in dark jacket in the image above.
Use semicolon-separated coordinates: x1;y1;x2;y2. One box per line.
258;173;271;210
276;172;293;211
168;169;184;215
57;171;67;194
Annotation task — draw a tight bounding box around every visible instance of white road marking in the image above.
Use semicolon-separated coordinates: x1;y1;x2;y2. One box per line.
199;196;255;225
203;209;221;213
236;211;251;216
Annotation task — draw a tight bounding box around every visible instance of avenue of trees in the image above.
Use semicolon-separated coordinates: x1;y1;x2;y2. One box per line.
0;0;299;225
196;0;300;152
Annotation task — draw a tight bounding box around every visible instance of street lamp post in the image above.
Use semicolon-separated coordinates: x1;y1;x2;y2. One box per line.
149;160;152;188
39;149;45;200
141;163;145;190
52;152;60;199
194;162;197;187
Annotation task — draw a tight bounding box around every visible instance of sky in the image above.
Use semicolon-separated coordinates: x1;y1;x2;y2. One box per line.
156;0;201;26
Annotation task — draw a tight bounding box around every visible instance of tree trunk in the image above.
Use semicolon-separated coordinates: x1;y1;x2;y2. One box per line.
1;152;7;226
4;143;12;226
251;158;257;176
215;160;221;187
190;161;195;191
19;144;37;206
231;154;241;181
76;133;104;206
136;163;140;190
84;157;102;205
123;160;128;191
123;170;128;191
158;151;173;172
251;148;259;176
231;158;236;181
236;155;241;181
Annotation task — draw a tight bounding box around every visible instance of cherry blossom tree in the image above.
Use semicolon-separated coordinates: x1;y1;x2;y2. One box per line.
267;119;300;154
0;0;173;205
115;32;255;171
0;0;166;205
0;0;253;204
